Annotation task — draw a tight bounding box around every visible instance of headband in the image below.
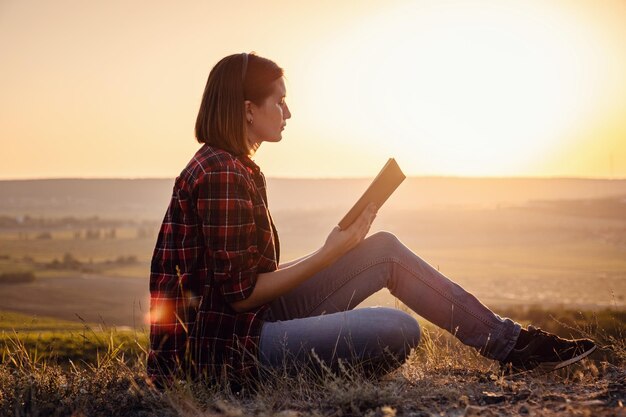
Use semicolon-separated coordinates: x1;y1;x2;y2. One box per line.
242;52;248;82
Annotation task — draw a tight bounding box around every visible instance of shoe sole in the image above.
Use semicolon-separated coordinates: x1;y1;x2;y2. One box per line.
503;345;597;377
533;344;597;373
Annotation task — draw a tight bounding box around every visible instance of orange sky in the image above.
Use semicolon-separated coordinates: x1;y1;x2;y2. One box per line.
1;0;625;179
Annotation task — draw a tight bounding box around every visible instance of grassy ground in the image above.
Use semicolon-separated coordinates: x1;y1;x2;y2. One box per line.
1;309;624;416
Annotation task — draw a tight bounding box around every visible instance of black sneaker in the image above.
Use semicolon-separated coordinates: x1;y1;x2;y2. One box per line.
501;326;596;373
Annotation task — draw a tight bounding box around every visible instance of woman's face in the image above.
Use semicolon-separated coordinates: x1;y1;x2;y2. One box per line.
245;77;291;147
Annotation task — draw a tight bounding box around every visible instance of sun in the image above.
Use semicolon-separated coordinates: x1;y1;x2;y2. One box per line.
297;1;610;177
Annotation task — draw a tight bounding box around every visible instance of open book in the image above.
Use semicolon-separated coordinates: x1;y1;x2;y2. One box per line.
338;158;406;230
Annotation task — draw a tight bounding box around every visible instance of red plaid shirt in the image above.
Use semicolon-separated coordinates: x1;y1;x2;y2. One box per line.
148;144;280;385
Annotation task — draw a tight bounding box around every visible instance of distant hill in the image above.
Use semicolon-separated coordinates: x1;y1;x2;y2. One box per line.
0;179;174;219
0;177;625;219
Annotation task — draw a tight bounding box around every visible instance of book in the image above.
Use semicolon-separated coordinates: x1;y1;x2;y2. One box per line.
338;158;406;230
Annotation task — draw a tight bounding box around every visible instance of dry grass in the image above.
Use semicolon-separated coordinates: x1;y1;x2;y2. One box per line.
1;313;624;417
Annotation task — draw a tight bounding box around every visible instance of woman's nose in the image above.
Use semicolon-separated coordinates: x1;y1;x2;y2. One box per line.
284;105;292;120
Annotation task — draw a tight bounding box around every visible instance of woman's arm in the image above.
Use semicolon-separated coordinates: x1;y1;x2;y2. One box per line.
278;249;320;269
230;203;377;313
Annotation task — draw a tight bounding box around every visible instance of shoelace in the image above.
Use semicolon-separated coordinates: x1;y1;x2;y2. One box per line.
527;326;561;342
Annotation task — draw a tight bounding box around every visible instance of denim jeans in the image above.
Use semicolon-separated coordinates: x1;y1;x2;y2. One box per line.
258;231;521;374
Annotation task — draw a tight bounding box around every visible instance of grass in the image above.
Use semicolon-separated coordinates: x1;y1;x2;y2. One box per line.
0;311;86;331
0;308;624;416
0;311;147;365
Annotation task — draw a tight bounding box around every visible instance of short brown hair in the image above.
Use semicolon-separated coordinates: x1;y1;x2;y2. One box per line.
195;53;284;156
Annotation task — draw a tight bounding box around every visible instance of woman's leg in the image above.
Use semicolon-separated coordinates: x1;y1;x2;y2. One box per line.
266;231;520;361
259;307;421;375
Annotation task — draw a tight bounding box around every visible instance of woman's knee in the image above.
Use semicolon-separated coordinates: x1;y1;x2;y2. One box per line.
366;307;421;355
392;309;421;352
363;231;404;257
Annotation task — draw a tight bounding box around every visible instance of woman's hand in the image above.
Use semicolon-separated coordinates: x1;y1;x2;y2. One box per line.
321;203;378;265
230;203;378;313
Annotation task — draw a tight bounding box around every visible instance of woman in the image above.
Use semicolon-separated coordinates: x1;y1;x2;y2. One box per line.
148;52;595;388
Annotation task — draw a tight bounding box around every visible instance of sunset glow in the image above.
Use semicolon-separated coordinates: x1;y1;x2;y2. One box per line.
0;0;624;179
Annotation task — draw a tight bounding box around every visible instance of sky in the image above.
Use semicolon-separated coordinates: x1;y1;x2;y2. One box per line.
1;0;625;179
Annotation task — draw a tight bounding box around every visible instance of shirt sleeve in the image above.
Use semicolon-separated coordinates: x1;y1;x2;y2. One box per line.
195;166;259;303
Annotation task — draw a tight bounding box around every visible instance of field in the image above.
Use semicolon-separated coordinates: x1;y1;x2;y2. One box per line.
0;204;624;327
0;178;625;415
1;308;624;416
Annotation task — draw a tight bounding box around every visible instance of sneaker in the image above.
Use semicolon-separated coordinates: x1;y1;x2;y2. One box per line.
501;325;596;373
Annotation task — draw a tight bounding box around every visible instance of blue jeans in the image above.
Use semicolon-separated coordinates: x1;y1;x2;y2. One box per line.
259;231;521;375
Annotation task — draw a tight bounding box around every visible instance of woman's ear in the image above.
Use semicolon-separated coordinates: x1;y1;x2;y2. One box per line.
244;100;254;124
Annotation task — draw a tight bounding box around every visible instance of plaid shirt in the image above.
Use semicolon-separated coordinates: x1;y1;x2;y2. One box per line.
148;144;280;385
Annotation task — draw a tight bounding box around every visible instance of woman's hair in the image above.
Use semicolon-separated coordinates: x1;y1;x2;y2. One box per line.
195;52;284;156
